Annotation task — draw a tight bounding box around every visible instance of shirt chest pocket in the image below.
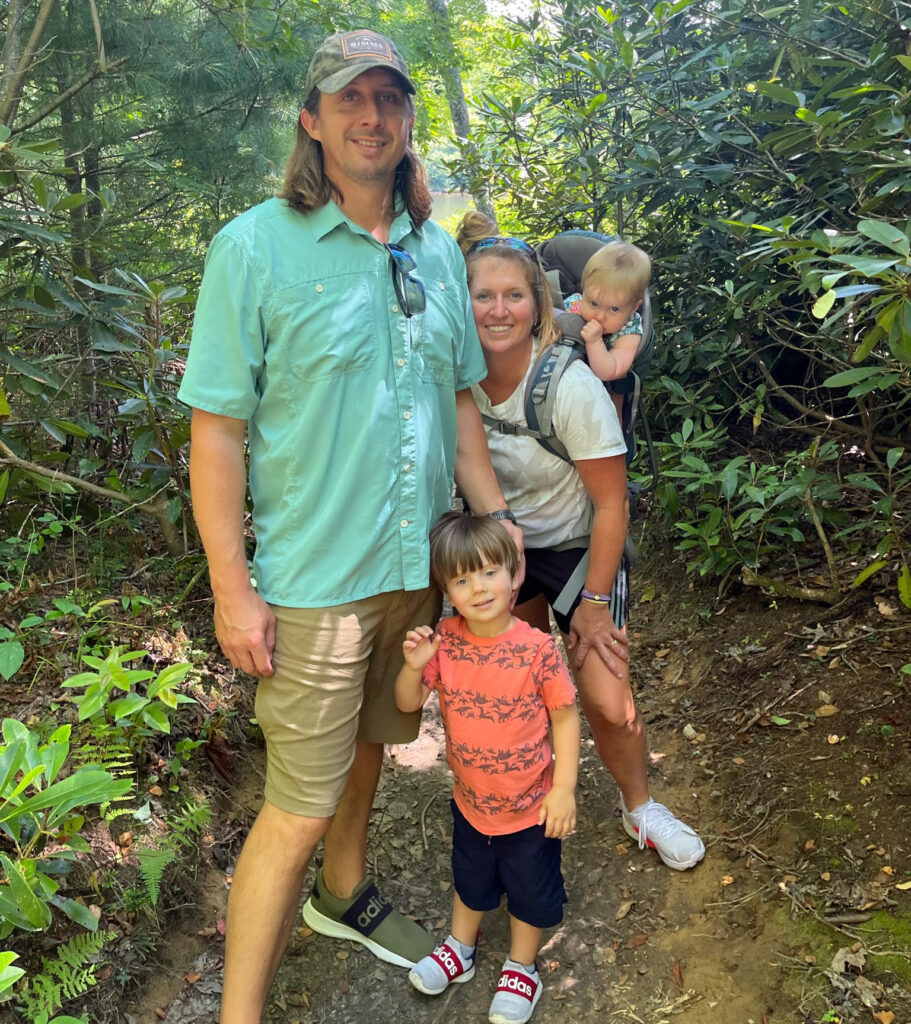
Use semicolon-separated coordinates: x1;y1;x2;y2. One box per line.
410;279;462;386
272;276;379;382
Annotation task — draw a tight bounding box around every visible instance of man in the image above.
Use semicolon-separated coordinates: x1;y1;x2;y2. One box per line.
178;28;521;1024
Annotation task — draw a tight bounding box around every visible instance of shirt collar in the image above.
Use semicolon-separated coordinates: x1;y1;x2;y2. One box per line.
310;198;422;245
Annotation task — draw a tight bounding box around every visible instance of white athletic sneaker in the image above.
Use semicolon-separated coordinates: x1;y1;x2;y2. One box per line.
621;797;705;870
488;960;542;1024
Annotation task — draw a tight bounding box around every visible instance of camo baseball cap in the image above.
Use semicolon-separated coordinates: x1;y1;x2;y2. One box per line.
305;30;415;96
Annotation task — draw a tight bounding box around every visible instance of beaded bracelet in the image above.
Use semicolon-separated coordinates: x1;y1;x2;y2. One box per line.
580;587;611;604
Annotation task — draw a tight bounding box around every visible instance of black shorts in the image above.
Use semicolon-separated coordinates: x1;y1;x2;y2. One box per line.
450;800;566;930
516;546;630;634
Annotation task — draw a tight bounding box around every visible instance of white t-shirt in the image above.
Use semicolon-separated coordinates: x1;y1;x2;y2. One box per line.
472;351;627;547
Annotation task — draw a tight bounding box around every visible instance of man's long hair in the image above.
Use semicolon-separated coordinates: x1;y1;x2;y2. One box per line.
279;88;432;227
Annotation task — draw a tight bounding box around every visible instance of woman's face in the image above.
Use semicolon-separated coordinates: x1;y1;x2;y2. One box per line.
469;255;537;357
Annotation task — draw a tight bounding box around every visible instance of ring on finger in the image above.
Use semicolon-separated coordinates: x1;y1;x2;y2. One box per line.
608;638;618;647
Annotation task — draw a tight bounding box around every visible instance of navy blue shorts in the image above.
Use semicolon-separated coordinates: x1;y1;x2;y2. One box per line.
516;546;630;634
450;800;566;930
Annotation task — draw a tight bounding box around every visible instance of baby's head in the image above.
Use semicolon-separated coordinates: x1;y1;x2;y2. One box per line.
579;242;651;337
428;511;519;591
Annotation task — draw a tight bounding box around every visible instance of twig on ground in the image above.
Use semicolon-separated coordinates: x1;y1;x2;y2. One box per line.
420;792;437;851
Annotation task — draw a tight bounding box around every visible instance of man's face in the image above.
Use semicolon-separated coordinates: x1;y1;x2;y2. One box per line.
300;68;414;194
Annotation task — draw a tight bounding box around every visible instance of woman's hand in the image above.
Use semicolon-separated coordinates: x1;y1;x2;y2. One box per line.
566;599;629;675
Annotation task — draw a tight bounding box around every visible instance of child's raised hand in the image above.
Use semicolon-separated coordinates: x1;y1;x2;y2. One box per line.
402;626;441;671
581;318;604;347
538;785;576;839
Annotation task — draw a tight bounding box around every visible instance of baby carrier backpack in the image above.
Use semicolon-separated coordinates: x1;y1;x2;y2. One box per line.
481;230;659;491
478;231;660;615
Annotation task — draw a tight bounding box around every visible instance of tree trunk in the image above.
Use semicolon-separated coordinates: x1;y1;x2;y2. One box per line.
424;0;497;225
0;0;58;125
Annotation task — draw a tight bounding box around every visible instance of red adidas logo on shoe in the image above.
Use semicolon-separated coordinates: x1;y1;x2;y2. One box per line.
498;970;535;999
433;944;463;978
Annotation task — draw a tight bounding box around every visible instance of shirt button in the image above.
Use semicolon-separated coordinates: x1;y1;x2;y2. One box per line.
315;284;324;293
439;282;446;290
392;304;399;313
403;411;411;420
401;519;409;528
397;358;405;367
404;464;411;472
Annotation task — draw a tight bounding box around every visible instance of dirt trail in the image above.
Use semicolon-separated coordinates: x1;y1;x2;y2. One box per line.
127;566;911;1024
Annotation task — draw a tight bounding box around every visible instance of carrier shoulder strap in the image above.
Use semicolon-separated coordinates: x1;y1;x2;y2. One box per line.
524;340;584;464
478;339;583;465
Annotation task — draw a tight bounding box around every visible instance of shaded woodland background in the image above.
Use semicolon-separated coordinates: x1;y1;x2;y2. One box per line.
1;1;909;1021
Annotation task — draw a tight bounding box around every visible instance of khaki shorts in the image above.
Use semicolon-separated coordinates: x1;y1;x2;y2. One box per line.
254;587;441;818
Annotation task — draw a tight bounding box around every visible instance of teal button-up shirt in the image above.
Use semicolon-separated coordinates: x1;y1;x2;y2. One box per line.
178;196;486;607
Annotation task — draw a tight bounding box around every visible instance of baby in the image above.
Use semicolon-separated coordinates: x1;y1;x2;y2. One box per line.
563;241;651;396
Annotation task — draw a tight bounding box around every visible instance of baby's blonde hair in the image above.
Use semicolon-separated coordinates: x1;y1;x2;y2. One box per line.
581;242;651;304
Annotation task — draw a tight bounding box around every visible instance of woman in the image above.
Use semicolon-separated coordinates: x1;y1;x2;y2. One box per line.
456;213;704;871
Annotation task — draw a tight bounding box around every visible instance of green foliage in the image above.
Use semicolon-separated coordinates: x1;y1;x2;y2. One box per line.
453;0;911;596
0;950;25;997
17;929;112;1024
134;848;175;908
131;798;211;909
61;648;195;744
0;720;132;939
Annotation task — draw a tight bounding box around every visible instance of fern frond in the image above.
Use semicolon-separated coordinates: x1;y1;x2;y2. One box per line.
169;798;212;851
136;847;175;906
19;930;113;1022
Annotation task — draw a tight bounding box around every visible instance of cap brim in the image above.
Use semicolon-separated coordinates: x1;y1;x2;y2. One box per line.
316;63;415;95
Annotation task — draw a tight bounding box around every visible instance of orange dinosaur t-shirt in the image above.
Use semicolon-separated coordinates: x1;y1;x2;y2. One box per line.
423;616;576;836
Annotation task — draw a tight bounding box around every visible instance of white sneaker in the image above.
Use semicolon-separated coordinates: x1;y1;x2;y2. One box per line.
621;797;705;870
488;960;542;1024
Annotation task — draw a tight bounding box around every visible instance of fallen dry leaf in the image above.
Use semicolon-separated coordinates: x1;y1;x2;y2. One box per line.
184;972;201;984
895;880;911;891
197;926;217;937
732;757;746;766
875;597;897;618
671;962;684;989
873;1013;895;1024
827;734;841;745
640;586;656;603
616;899;634;921
628;933;648;948
336;950;349;960
820;872;831;881
148;785;163;796
721;875;735;886
815;704;839;717
154;1010;167;1020
654;647;670;658
882;865;894;875
814;645;832;657
804;839;816;853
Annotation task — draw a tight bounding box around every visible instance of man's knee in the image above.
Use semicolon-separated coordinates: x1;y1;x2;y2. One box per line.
248;800;333;866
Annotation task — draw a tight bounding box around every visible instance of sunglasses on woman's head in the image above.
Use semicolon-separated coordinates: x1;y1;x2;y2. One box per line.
386;242;426;318
467;236;537;258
